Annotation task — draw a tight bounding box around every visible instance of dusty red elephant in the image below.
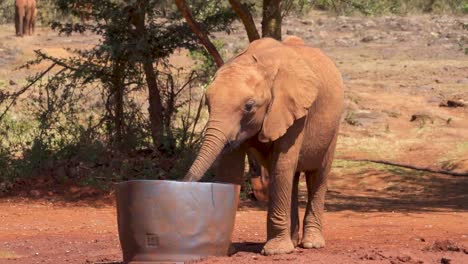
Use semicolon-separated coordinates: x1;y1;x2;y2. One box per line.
185;36;344;255
15;0;37;37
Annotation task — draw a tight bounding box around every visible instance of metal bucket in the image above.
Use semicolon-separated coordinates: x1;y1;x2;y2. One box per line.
116;180;240;263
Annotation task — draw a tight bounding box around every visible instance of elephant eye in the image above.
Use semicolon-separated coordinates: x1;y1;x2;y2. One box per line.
244;99;256;112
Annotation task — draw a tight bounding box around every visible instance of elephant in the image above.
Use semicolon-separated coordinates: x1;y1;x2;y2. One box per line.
184;36;344;255
248;148;270;202
15;0;37;37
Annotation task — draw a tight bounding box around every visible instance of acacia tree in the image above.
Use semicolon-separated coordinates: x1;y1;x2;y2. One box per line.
51;0;235;150
1;0;236;156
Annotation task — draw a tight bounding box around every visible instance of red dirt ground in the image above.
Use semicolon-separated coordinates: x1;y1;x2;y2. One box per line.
0;197;467;264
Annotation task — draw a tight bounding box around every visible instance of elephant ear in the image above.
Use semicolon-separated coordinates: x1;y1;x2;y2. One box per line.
258;49;319;143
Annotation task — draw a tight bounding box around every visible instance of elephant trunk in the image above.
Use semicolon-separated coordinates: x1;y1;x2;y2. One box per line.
184;127;227;182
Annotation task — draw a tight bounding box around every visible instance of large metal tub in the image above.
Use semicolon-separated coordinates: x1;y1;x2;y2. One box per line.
116;180;240;263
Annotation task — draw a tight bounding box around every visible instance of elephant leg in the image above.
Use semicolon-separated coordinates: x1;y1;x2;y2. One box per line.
301;134;337;249
15;7;19;35
31;19;35;35
301;170;326;249
31;10;36;35
24;8;31;36
262;118;305;256
17;8;24;37
290;172;300;247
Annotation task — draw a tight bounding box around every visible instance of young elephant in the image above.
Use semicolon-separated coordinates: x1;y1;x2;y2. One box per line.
184;36;344;255
15;0;36;37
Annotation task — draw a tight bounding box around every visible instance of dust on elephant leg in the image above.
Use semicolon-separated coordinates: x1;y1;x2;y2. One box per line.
301;134;337;249
31;8;37;34
23;9;31;36
15;5;25;37
301;170;327;249
262;166;296;256
262;237;295;255
263;119;306;256
302;229;325;249
15;11;19;35
29;1;37;35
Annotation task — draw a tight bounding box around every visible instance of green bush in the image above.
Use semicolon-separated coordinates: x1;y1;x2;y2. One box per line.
0;0;72;25
0;0;14;24
189;39;226;79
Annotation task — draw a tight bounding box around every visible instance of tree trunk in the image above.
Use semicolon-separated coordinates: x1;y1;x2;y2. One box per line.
111;61;125;150
262;0;282;40
130;0;165;148
228;0;260;42
143;62;164;148
175;0;224;68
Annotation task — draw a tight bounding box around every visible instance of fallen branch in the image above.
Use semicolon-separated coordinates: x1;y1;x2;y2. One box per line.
337;158;468;177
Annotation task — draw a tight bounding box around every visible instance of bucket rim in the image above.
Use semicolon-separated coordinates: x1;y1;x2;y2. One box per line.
114;179;240;188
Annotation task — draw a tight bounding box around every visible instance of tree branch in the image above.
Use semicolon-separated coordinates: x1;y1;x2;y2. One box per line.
228;0;260;42
0;63;57;122
175;0;224;68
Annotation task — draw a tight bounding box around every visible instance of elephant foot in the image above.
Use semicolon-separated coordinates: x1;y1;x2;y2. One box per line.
301;229;325;249
261;237;295;256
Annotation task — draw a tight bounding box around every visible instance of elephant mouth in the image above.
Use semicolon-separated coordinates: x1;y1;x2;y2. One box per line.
222;140;241;154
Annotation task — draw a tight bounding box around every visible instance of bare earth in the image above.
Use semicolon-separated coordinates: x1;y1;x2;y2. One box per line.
0;11;467;264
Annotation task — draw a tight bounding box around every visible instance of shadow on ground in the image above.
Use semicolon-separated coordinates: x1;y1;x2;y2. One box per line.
241;167;468;213
2;165;467;213
322;167;468;212
232;242;264;254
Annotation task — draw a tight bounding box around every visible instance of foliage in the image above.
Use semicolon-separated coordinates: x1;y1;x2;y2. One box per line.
0;0;14;24
459;22;468;55
1;0;467;27
37;0;70;25
242;0;315;16
228;0;468;16
189;39;227;80
0;0;69;25
0;0;235;192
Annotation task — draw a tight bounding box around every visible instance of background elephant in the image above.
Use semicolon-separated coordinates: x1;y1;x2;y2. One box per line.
185;36;344;255
15;0;37;37
248;148;270;202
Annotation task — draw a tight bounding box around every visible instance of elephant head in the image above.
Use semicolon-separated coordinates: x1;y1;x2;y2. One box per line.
184;37;319;182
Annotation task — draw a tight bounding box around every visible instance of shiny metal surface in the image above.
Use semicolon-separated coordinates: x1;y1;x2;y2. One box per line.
116;180;240;263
